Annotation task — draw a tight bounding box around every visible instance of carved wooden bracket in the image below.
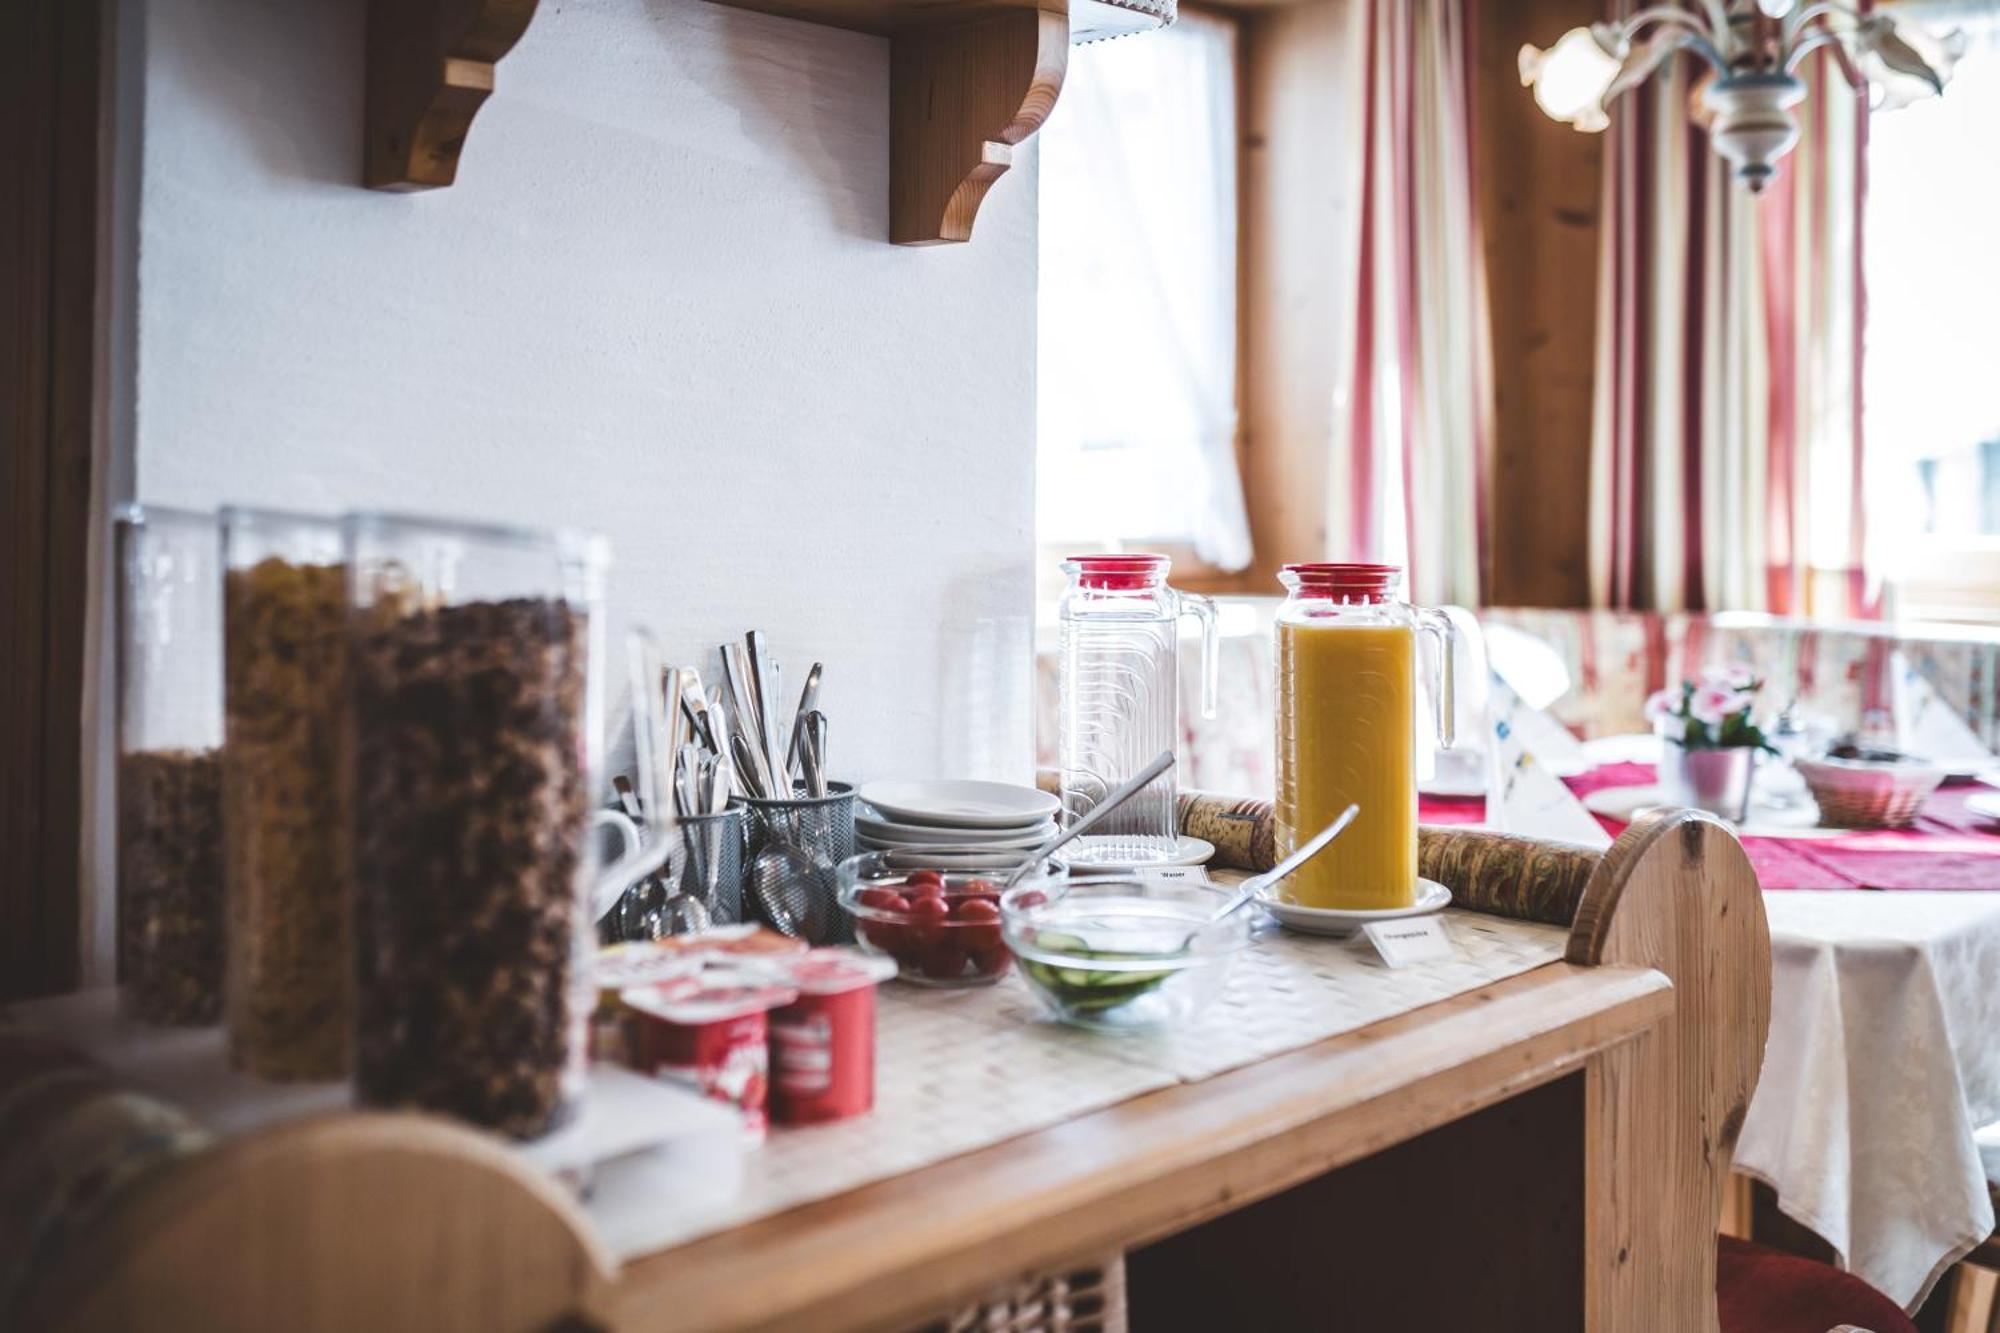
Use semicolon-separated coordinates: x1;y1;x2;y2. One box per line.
365;0;542;191
889;9;1068;244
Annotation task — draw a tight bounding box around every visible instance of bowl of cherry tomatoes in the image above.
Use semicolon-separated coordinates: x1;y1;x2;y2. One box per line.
836;852;1066;987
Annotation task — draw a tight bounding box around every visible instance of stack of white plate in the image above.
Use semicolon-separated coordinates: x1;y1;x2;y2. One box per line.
854;779;1060;871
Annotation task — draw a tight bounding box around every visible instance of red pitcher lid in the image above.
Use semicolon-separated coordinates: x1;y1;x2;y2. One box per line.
1063;553;1169;591
1280;562;1402;601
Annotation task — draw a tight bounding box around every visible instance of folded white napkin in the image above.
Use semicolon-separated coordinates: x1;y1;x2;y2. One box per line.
1892;650;1998;768
1486;679;1612;849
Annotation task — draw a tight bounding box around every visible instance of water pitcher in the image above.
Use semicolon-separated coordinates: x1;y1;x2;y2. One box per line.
1057;554;1217;864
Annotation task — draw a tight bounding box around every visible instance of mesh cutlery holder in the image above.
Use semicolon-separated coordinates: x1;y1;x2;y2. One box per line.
677;808;746;926
739;782;856;945
605;808;746;942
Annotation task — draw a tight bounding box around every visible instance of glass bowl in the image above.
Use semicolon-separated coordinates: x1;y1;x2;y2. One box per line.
836;851;1067;988
1000;876;1249;1030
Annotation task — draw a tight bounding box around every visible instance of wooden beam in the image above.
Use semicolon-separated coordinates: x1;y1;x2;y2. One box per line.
0;0;97;1000
1474;0;1603;608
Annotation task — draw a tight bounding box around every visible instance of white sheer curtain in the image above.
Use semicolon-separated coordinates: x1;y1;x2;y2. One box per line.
1036;13;1251;570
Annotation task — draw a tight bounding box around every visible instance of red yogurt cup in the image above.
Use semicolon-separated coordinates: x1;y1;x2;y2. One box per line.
621;962;797;1142
765;950;896;1127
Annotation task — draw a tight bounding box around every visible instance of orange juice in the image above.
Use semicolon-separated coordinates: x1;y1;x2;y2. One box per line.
1275;619;1418;909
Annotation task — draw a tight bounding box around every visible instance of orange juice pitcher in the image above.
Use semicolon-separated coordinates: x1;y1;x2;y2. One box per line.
1274;563;1455;909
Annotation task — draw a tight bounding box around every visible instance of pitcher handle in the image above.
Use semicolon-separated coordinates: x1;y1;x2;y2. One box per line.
590;631;678;920
1416;607;1457;750
1179;591;1220;720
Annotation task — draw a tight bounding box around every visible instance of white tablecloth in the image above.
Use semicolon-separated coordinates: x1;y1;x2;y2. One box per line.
1736;891;2000;1311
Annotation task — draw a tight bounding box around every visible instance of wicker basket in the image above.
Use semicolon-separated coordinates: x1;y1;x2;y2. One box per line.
1795;756;1946;829
914;1255;1127;1333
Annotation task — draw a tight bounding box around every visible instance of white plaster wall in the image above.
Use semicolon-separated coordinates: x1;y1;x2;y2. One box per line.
95;0;1040;977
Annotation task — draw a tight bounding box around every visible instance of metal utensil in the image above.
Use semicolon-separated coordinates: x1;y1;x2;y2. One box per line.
800;710;829;799
1003;750;1177;888
785;661;823;781
679;668;719;756
703;750;731;900
732;730;769;800
1207;804;1361;928
721;643;775;798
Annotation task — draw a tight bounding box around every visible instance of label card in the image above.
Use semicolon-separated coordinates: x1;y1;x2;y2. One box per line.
1363;917;1457;968
1132;865;1211;885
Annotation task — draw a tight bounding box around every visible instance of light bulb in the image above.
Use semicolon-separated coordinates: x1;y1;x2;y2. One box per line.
1757;0;1794;17
1520;28;1620;132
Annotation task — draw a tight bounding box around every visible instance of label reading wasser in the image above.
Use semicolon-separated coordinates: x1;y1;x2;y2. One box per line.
1363;917;1456;968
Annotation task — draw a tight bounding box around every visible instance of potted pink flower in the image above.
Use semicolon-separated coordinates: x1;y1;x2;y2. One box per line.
1643;667;1774;821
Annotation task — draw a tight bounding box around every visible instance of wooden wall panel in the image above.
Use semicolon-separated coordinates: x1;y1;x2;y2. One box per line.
1236;0;1363;592
1475;0;1604;608
1;0;100;998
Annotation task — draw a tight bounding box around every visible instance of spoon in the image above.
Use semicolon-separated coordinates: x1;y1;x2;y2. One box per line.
1207;803;1361;925
1003;750;1176;888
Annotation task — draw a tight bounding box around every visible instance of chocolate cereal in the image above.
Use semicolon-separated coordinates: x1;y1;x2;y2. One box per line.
349;596;588;1139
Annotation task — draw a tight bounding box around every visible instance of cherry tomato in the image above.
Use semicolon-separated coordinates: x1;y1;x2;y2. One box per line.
949;896;1002;950
906;869;945;888
857;887;910;914
964;878;998;896
921;941;969;980
905;894;950;945
1011;890;1048;910
969;946;1012;979
862;918;909;957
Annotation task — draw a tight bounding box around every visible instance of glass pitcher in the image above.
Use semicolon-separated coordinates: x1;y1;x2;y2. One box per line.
344;513;673;1139
1057;554;1217;865
1274;563;1455;910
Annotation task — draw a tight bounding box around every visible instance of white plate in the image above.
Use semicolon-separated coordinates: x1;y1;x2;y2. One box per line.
858;826;1052;853
1581;784;1845;839
1259;878;1453;937
857;780;1060;830
873;845;1052;872
1062;835;1215;873
856;811;1056;846
1965;791;2000;822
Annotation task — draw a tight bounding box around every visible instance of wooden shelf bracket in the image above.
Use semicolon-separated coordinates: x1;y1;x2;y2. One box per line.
364;0;542;191
889;8;1068;244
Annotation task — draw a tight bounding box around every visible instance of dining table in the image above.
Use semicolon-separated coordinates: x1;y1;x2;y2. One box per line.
1423;760;2000;1312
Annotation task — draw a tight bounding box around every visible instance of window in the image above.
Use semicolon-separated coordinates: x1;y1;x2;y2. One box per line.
1864;6;2000;544
1035;11;1250;573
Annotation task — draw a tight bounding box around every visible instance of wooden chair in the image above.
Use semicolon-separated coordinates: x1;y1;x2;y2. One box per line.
1;1037;614;1333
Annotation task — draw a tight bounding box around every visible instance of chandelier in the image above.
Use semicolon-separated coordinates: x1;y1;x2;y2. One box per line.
1520;1;1966;191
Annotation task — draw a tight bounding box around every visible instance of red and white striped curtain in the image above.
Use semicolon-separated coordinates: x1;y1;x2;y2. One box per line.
1339;0;1494;608
1589;26;1873;616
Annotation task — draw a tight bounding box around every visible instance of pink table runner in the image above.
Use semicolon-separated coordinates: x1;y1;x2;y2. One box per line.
1419;762;2000;891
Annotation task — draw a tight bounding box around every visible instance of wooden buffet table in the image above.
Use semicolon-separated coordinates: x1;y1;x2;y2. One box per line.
7;811;1768;1333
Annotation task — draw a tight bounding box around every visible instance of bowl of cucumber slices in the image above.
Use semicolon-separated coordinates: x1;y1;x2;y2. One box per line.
999;877;1250;1031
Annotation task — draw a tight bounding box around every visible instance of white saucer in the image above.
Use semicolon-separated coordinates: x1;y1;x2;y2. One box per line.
1063;835;1216;873
859;826;1051;853
873;845;1055;873
857;780;1059;830
1259;879;1453;937
1581;784;1844;839
856;811;1056;847
1965;791;2000;823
